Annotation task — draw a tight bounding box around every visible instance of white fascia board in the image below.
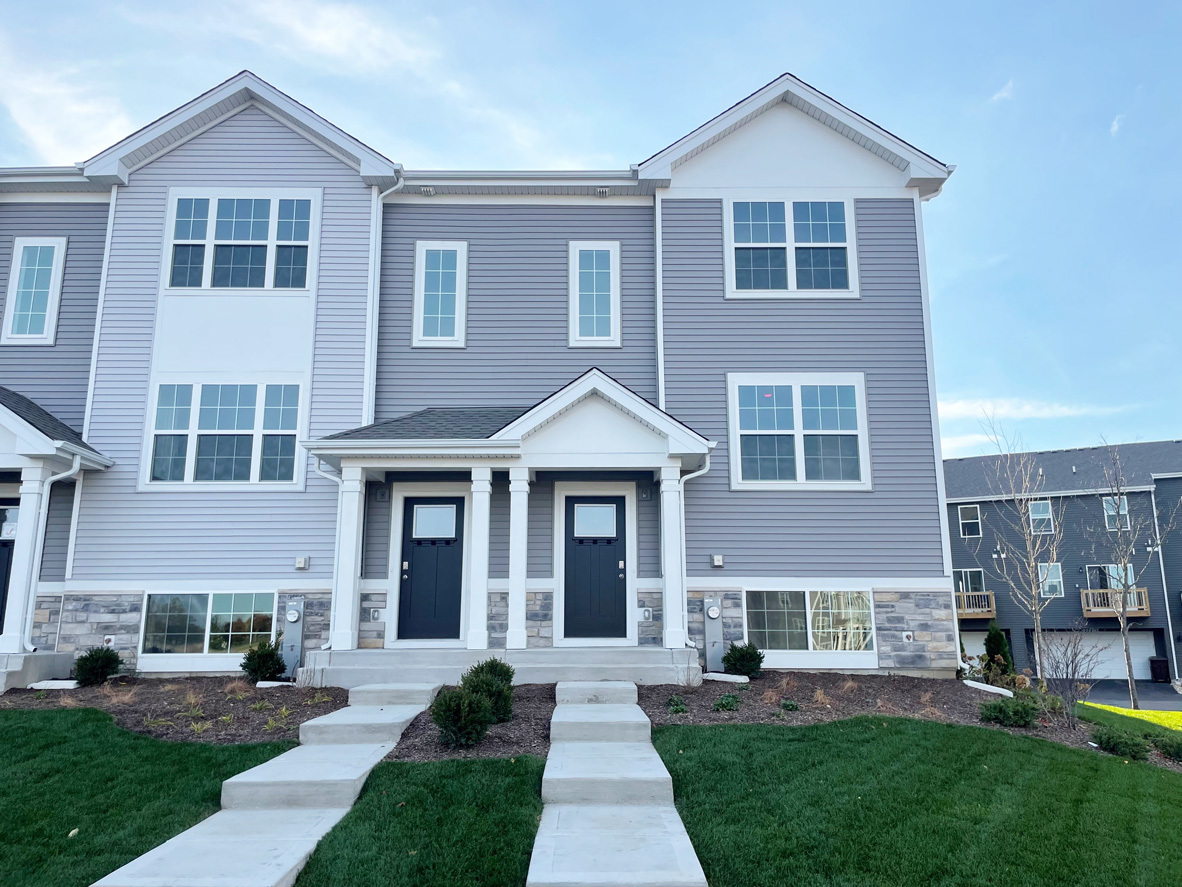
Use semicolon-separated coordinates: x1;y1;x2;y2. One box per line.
303;438;521;457
943;486;1156;504
0;404;110;468
400;169;639;185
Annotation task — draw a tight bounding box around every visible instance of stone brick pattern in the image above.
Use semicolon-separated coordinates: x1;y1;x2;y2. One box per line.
278;591;332;659
638;588;663;646
359;591;387;648
32;594;63;650
527;590;554;647
488;591;508;649
873;590;957;671
687;590;744;666
56;594;143;666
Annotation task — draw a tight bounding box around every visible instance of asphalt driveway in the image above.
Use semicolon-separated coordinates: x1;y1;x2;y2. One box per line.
1087;680;1182;711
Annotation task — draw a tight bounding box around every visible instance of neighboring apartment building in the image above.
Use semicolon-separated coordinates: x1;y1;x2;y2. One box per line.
945;441;1182;682
0;71;955;689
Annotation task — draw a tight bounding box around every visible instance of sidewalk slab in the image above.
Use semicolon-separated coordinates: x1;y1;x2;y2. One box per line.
542;742;672;805
299;704;421;744
347;682;442;706
555;681;638;705
549;704;651;742
222;742;391;809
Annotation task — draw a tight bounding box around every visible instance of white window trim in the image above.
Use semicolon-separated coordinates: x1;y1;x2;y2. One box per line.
1029;500;1054;535
412;240;468;348
136;589;278;671
160;187;322;296
1086;563;1136;589
2;236;67;345
567;240;621;347
726;371;872;492
954;568;985;595
740;586;877;669
139;379;309;492
1038;562;1064;598
958;504;982;538
722;197;860;300
1104;496;1130;531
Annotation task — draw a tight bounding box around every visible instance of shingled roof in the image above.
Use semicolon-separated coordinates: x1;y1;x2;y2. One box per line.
0;386;100;454
944;440;1182;500
323;407;532;442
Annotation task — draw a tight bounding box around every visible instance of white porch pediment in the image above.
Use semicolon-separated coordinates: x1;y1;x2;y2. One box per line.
0;394;111;473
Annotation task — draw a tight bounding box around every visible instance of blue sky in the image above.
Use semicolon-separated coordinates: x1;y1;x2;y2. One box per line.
1;1;1178;458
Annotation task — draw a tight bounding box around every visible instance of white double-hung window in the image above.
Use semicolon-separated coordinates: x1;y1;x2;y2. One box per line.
726;199;856;298
148;382;301;486
568;241;621;347
1103;496;1130;531
412;241;468;347
727;372;871;491
2;237;67;345
165;191;318;291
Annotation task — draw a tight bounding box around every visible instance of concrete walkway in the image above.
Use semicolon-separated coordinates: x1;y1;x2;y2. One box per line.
527;681;706;887
93;682;439;887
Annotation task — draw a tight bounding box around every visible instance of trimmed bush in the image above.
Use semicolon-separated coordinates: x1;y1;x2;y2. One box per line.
463;657;515;688
983;620;1014;677
461;671;513;723
1151;733;1182;762
1093;724;1150;761
713;693;741;712
241;637;287;683
722;641;764;678
667;694;688;714
72;647;122;687
430;686;494;748
780;699;800;712
979;696;1039;728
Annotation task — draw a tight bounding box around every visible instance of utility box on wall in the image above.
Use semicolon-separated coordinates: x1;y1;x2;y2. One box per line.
704;595;725;673
280;598;304;677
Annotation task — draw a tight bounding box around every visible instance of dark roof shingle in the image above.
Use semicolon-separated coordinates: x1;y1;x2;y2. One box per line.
323;407;531;442
0;386;100;454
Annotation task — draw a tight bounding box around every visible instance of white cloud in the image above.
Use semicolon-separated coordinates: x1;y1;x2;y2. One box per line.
941;433;994;457
1110;114;1125;137
938;397;1126;421
989;79;1014;102
0;39;132;164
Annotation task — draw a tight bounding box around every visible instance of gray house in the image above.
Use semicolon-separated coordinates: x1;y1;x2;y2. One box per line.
0;70;956;689
945;441;1182;682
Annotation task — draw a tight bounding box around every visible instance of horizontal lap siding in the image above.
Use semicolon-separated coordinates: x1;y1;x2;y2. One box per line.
39;481;76;581
0;203;108;430
72;108;370;580
375;205;657;417
663;198;943;577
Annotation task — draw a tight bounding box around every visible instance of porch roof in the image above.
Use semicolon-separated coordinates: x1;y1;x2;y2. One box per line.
0;386;111;468
323;406;531;442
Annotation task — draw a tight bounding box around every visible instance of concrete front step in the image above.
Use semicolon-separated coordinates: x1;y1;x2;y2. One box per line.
347;682;441;706
222;742;391;809
555;681;638;705
527;804;707;887
298;704;421;745
310;662;697;688
549;704;652;743
92;807;348;887
542;742;673;805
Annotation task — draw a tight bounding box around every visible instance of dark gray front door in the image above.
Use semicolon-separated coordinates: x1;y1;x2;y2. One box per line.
564;496;626;638
398;497;464;639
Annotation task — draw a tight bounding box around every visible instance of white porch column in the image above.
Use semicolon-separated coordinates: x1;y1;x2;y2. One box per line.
506;466;530;650
0;465;52;653
328;464;365;651
660;465;689;649
467;466;492;649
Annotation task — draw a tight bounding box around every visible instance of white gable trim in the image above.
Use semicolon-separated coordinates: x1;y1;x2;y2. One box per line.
638;73;952;197
0;404;111;471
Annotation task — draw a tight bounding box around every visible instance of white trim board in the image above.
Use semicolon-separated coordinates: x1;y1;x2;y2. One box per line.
1;236;68;346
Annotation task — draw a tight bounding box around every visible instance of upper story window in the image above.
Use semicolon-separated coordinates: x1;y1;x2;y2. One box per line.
148;382;301;486
1038;563;1064;598
1029;500;1054;535
412;241;467;347
1103;496;1130;531
954;568;985;596
165;192;318;292
2;237;67;345
958;504;982;538
568;241;621;347
1087;563;1135;590
727;372;871;491
727;200;856;299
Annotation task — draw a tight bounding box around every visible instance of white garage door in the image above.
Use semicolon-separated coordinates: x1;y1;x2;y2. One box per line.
961;631;988;661
1048;631;1156;681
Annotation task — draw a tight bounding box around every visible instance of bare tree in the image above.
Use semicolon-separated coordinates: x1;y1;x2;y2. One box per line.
973;421;1066;679
1085;445;1177;710
1042;625;1102;727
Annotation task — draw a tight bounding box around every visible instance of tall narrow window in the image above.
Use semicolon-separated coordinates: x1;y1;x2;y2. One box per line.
412;241;467;347
2;237;67;345
151;383;193;482
170;198;208;288
1103;496;1130;531
195;384;256;481
958;504;982;538
1029;500;1054;535
1038;563;1064;598
274;199;311;288
800;384;861;482
260;384;299;482
736;385;796;481
568;242;621;346
793;201;849;290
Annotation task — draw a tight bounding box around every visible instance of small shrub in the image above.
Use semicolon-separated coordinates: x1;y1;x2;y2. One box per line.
979;696;1038;728
760;689;780;705
1151;733;1182;762
722;641;764;678
241;637;288;683
218;715;233;725
813;688;831;706
189;720;212;735
713;693;740;712
460;671;513;723
1093;724;1150;761
72;647;122;687
430;686;494;748
667;694;688;714
983;620;1014;675
33;690;47;701
781;699;800;712
263;717;289;733
463;658;515;687
304;691;332;705
249;700;274;712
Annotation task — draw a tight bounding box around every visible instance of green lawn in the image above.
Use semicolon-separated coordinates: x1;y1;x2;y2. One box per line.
654;718;1182;887
0;709;291;887
295;756;545;887
1078;702;1182;736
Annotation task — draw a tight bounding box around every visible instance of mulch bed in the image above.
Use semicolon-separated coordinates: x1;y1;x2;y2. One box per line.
0;676;348;744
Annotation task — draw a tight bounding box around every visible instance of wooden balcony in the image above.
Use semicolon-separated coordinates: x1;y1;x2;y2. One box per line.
955;590;996;620
1081;588;1151;618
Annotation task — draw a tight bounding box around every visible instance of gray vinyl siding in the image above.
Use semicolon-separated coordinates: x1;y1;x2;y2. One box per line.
71;108;371;580
1155;477;1182;673
663;198;944;577
38;480;76;581
374;204;657;419
947;492;1172;673
0;202;108;431
362;481;390;579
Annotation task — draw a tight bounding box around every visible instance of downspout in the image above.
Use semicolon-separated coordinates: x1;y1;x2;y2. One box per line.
678;451;712;648
22;455;82;651
313;458;344;650
1150;489;1179;682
